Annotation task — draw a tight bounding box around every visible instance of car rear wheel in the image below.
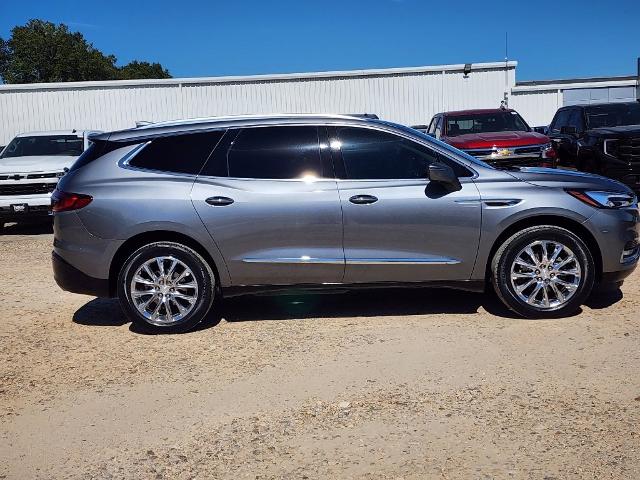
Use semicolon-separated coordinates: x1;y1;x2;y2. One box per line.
117;241;216;333
491;225;595;318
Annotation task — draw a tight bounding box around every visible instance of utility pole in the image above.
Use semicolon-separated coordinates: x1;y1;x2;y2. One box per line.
636;57;639;102
504;32;509;108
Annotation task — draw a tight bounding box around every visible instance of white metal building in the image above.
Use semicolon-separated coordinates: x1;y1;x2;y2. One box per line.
0;60;637;145
510;75;638;127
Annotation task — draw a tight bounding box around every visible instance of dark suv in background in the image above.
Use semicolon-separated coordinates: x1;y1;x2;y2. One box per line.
548;102;640;191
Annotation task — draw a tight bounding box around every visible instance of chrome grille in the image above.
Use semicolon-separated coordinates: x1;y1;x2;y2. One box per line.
0;183;57;196
617;137;640;164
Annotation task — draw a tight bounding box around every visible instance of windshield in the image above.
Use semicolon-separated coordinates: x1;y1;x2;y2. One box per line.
445;111;530;137
0;135;83;158
585;103;640;129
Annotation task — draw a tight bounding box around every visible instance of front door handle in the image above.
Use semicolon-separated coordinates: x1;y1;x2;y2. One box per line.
205;196;234;206
349;194;378;205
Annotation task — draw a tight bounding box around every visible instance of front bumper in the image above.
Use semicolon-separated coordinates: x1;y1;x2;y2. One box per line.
586;206;639;283
0;193;52;221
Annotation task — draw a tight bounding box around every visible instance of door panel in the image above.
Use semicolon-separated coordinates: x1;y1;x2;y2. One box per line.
338;179;481;283
330;125;482;284
191;125;344;286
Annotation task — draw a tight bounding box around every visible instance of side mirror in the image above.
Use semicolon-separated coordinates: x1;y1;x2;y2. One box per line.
560;125;578;136
427;163;462;191
533;126;548;135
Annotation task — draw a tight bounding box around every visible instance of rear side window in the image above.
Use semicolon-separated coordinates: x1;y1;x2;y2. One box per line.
69;142;102;172
69;139;143;172
227;126;324;179
129;131;224;175
336;127;471;179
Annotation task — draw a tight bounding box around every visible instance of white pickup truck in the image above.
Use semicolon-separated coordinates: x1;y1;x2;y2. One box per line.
0;130;100;229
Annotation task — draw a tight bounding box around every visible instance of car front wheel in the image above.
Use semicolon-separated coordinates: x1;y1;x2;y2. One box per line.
491;225;595;318
117;241;216;333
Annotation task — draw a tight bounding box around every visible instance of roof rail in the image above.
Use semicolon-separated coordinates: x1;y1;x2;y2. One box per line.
345;113;379;119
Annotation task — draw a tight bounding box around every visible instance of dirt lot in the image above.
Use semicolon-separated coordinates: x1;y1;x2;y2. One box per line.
1;224;639;479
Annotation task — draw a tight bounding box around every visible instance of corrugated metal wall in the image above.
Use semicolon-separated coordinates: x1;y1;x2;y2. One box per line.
510;89;563;127
0;63;515;144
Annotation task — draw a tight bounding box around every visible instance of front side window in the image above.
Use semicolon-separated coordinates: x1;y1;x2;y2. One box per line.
0;135;83;158
336;127;470;180
445;111;530;137
129;130;224;175
568;109;585;132
427;116;438;135
227;126;324;179
435;117;443;138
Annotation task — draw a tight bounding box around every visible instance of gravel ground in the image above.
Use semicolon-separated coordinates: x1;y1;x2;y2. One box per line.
1;223;639;479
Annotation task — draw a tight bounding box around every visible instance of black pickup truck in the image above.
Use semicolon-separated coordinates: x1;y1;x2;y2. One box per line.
547;102;640;191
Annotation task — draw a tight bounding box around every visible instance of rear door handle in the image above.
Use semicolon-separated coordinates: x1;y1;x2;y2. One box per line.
205;196;234;206
349;194;378;205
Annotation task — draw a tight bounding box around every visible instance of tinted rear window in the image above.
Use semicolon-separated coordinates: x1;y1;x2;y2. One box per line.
69;139;141;173
226;126;324;179
129;131;224;175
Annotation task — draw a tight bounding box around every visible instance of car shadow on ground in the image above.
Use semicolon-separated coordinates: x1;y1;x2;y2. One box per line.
72;284;625;334
0;221;52;236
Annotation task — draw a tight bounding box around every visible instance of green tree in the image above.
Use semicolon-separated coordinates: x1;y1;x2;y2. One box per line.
118;60;171;80
0;19;171;84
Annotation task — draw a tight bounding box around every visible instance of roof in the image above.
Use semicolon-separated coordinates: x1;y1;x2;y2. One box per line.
93;113;382;142
563;101;640;109
516;74;637;87
512;75;637;93
15;130;91;137
440;108;516;116
0;61;518;92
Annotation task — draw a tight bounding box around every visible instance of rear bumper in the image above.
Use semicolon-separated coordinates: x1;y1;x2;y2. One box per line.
52;251;110;297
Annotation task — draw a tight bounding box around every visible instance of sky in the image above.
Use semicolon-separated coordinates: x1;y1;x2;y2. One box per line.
1;0;639;82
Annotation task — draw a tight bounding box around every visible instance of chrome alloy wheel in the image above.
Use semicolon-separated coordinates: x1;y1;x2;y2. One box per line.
510;240;582;310
130;256;200;325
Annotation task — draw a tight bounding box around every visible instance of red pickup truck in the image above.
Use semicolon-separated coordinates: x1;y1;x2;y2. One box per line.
415;108;556;168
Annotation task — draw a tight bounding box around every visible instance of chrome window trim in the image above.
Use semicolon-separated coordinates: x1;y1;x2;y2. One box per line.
243;257;460;265
243;257;344;265
115;120;481;181
347;258;461;265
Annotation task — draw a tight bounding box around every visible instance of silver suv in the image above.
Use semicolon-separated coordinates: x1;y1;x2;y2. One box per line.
52;114;639;333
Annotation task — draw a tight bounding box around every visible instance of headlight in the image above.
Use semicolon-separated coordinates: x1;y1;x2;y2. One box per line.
540;143;556;161
566;189;636;209
603;139;619;157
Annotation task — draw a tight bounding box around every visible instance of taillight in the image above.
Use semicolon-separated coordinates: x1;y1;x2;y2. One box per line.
51;189;93;212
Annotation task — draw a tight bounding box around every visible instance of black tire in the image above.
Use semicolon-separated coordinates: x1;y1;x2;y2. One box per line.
117;241;216;333
491;225;595;318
